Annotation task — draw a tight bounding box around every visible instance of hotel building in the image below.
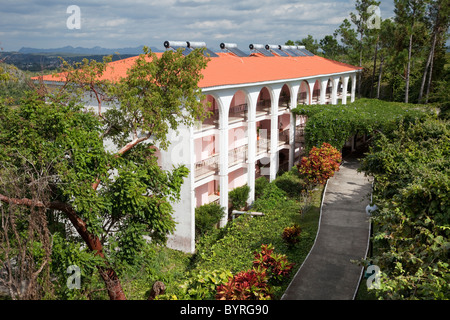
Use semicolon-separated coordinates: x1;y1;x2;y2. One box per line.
38;42;361;253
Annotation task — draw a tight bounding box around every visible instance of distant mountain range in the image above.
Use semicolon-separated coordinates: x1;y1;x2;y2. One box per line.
18;45;162;55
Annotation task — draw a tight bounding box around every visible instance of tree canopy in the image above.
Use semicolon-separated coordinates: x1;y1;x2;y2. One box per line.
0;47;209;300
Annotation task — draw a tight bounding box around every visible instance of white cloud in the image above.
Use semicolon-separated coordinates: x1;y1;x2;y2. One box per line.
0;0;395;51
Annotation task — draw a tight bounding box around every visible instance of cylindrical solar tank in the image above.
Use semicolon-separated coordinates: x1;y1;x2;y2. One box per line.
220;43;238;49
265;44;278;50
164;41;188;48
187;41;206;48
249;44;264;50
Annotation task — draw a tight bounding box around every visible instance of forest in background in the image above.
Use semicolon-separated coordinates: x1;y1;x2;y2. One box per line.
287;0;449;114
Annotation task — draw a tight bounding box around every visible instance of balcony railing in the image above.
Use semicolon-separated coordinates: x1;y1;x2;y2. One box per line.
195;110;219;132
229;103;248;123
256;99;270;116
295;125;306;141
278;130;289;146
229;145;248;166
256;138;270;155
194;154;219;179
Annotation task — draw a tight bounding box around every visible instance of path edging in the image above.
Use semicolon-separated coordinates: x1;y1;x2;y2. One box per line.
281;179;329;300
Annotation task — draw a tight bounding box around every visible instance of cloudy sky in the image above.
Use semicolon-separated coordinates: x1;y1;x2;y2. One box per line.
0;0;395;52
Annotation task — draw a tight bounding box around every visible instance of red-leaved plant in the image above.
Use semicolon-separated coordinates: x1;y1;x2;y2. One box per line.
282;224;302;245
216;244;294;300
297;142;342;185
253;244;294;283
215;267;271;300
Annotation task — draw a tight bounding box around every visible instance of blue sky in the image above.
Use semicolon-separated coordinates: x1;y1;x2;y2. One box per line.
0;0;395;52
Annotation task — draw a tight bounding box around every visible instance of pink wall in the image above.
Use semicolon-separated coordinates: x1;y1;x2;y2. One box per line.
228;168;247;190
228;127;247;150
194;135;217;162
230;90;247;107
195;180;216;207
279;114;290;130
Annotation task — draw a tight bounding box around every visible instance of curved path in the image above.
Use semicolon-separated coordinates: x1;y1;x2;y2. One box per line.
282;158;373;300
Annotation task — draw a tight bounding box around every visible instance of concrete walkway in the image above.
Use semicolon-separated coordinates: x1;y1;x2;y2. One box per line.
282;157;373;300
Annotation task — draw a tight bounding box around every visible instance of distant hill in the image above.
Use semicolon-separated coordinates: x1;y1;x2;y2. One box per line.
18;45;162;55
0;51;137;72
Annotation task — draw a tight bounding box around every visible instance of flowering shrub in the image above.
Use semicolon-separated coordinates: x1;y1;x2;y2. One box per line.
282;224;302;245
297;142;342;185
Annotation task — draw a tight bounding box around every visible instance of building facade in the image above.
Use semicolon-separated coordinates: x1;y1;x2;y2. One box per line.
37;42;361;253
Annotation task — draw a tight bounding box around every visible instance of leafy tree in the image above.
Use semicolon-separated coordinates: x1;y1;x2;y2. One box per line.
0;47;209;300
319;35;343;60
394;0;428;103
418;0;450;103
360;119;449;299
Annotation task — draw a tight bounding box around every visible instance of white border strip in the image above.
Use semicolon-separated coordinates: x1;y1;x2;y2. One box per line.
281;178;329;300
352;179;374;300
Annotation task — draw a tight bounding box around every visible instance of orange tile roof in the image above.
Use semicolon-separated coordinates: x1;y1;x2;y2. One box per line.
33;52;361;89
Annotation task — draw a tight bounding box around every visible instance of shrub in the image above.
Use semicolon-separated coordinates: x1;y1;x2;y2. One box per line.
195;203;226;238
215;244;295;300
176;269;233;300
274;169;306;198
229;184;250;210
215;268;272;300
297;142;342;186
252;244;294;283
252;183;287;212
255;176;270;199
282;224;302;245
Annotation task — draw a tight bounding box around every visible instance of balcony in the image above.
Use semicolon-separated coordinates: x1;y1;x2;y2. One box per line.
256;137;270;155
229;103;248;124
229;144;248;167
295;125;305;142
278;130;290;147
256;99;270;118
195;110;219;132
194;154;219;180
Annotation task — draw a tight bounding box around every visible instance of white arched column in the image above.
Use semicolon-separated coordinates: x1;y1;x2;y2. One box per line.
331;77;340;105
351;73;357;103
216;92;234;227
306;79;316;104
342;75;349;105
246;88;262;205
319;77;329;105
289;83;300;169
269;84;282;181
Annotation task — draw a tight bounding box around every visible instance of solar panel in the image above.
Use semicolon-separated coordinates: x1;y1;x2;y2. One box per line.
187;41;219;58
172;46;192;56
299;48;314;56
296;46;314;56
294;50;307;56
231;47;249;57
286;49;301;57
249;44;274;57
272;49;289;57
203;48;219;58
265;45;289;57
164;41;219;57
220;43;249;57
277;45;298;57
